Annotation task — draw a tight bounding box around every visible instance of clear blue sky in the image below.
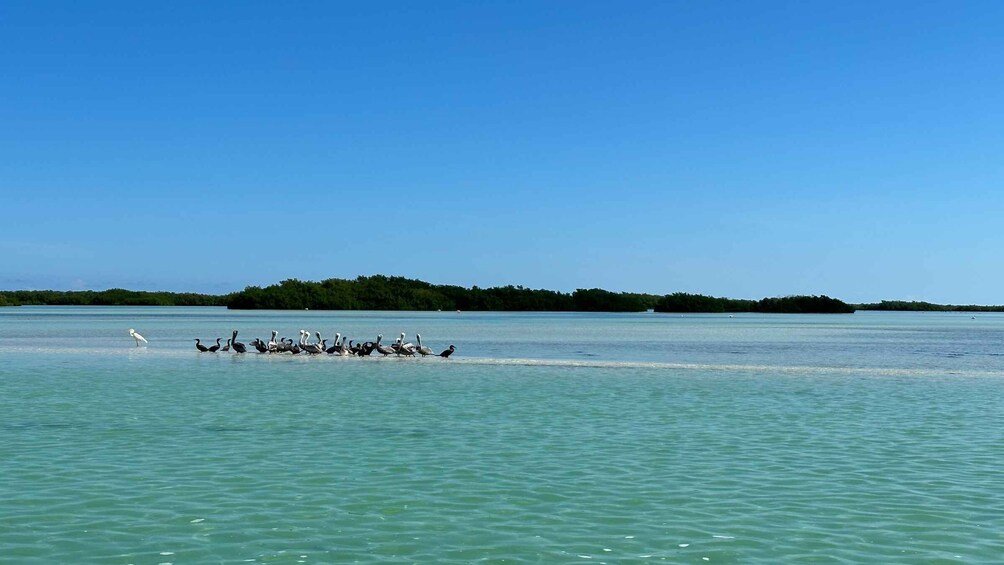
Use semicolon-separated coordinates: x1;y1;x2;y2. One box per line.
3;1;1003;303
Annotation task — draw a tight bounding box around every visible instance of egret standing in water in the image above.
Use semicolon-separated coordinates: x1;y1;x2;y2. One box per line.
128;328;148;347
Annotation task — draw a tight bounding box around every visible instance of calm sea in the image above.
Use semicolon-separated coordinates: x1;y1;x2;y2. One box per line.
1;307;1002;563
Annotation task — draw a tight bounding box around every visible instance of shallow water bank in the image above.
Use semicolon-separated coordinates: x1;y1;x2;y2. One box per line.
2;308;1002;563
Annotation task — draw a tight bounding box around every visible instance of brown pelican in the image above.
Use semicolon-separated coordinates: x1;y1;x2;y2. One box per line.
395;331;415;353
336;334;351;356
375;334;396;356
274;338;291;353
415;334;434;356
303;336;324;355
394;332;416;356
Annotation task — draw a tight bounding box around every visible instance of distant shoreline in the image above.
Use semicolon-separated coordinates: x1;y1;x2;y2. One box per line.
854;300;1004;312
2;277;1002;313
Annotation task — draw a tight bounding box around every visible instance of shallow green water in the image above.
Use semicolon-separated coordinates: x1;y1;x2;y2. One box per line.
2;308;1003;563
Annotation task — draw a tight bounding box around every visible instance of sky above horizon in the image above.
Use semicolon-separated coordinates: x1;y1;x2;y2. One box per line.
3;1;1003;304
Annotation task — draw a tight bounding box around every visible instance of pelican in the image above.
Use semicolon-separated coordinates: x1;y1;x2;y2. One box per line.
387;333;411;355
337;335;351;356
299;330;322;353
273;337;285;353
267;330;279;352
375;334;396;356
231;330;247;353
415;334;434;356
128;328;148;346
439;345;456;358
397;344;416;357
278;337;300;355
394;332;416;356
195;338;209;352
302;332;324;354
207;338;222;353
331;333;347;355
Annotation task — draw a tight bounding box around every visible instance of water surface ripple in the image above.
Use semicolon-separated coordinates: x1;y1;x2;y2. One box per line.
2;308;1003;563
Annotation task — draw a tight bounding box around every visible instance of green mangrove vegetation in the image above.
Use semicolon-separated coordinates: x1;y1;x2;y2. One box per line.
224;277;854;313
0;289;226;307
653;292;855;314
4;276;999;314
855;300;1004;312
653;292;754;313
226;276;659;312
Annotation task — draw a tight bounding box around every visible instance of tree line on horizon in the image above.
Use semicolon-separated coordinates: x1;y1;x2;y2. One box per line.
653;292;855;314
225;276;659;312
853;300;1004;312
3;277;1003;313
0;289;226;307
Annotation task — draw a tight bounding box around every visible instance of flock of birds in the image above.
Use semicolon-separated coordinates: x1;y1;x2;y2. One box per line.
189;329;456;358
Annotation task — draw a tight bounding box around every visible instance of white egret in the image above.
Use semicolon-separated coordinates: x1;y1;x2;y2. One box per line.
128;328;148;346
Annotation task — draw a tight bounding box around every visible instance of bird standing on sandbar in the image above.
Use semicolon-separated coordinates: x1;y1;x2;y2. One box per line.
375;334;396;356
231;330;247;353
415;334;434;356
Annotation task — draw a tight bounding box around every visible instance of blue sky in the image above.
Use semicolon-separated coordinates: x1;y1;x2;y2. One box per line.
2;1;1003;303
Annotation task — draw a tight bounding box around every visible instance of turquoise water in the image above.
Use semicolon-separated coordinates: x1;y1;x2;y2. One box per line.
2;307;1003;563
